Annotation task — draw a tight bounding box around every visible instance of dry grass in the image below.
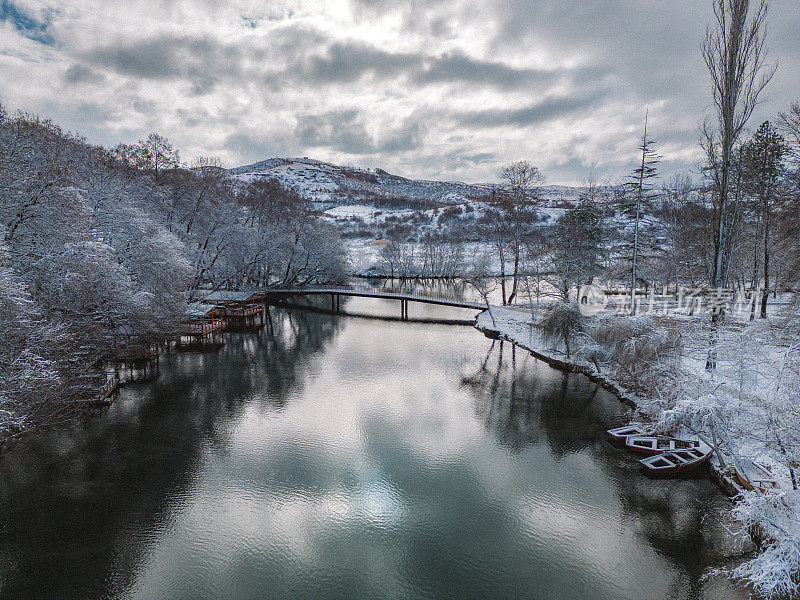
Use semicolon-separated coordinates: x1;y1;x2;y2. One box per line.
591;314;683;397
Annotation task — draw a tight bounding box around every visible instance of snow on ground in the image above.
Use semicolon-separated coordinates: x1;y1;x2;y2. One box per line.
475;304;800;597
439;192;469;204
346;240;383;274
536;206;566;223
324;205;386;220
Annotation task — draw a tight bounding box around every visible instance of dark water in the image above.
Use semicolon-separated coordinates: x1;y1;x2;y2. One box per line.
0;299;749;599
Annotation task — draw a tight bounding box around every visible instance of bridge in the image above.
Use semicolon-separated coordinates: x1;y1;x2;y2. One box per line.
261;284;486;319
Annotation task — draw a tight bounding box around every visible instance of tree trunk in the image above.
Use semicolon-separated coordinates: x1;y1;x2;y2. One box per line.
749;210;761;321
499;247;507;305
631;130;646;316
508;206;521;305
761;208;769;318
508;249;519;305
706;110;731;370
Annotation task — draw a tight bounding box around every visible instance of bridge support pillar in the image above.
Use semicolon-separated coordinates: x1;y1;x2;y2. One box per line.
400;299;408;320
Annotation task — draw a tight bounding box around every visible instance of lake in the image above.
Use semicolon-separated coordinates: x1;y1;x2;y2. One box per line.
0;298;749;599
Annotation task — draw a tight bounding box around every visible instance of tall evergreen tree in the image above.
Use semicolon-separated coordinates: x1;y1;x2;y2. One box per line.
741;120;786;318
626;112;659;315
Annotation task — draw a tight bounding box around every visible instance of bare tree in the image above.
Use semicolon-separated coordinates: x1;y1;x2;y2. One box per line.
499;161;545;304
478;197;510;304
780;102;800;192
660;175;697;293
465;253;499;326
701;0;776;310
779;102;800;159
113;133;181;175
539;302;585;359
378;241;401;278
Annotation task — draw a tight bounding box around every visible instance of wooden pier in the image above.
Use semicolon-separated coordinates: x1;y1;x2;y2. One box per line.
200;291;265;330
95;373;120;404
178;304;226;351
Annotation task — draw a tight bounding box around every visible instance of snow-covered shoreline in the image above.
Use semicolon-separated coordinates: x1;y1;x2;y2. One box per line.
474;305;800;597
474;306;639;407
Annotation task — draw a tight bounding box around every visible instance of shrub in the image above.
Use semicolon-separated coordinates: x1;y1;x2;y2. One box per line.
539;302;586;358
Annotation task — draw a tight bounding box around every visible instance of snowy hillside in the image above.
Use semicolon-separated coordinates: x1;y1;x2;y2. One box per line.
227;157;639;274
230;157;490;205
229;157;597;208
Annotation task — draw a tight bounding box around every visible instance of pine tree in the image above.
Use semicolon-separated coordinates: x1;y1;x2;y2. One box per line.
741;120;786;318
626;112;659;315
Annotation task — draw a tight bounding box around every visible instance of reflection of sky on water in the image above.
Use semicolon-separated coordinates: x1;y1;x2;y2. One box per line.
0;305;749;599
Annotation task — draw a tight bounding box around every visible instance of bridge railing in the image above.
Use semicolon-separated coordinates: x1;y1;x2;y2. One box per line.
264;284;484;306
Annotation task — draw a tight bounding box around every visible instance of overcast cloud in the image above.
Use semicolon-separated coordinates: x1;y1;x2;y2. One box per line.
1;0;798;184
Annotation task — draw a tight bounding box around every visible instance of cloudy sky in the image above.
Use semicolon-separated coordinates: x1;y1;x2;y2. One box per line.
1;0;798;184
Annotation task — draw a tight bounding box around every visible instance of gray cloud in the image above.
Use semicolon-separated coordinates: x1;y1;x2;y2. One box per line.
458;91;610;128
77;25;602;97
81;34;262;93
2;0;798;184
291;40;591;90
414;51;588;89
224;130;298;166
63;64;106;85
295;109;424;154
295;40;415;84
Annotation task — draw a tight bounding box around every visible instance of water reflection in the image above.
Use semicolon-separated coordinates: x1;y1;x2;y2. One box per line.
463;340;619;456
0;309;340;599
0;306;748;599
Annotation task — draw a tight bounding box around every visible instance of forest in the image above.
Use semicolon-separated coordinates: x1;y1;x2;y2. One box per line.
0;111;346;438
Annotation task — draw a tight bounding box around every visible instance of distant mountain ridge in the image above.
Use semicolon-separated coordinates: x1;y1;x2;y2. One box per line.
229;157;594;206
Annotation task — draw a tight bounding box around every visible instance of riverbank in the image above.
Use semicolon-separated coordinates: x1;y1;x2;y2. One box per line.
473;306;737;479
474;306;800;598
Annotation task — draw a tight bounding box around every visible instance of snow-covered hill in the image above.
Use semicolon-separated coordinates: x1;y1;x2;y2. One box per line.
227;158;631;267
229;157;492;206
229;156;598;208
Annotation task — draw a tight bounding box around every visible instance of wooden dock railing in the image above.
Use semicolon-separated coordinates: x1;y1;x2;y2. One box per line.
99;373;120;402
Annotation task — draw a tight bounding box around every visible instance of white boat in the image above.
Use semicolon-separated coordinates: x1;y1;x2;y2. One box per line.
624;435;701;455
639;442;713;477
607;425;647;446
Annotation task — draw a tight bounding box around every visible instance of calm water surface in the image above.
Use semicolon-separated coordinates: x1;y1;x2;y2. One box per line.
0;298;749;599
